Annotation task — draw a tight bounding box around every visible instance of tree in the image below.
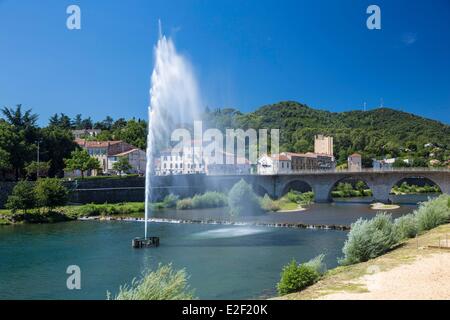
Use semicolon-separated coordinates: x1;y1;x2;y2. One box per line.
112;156;132;175
40;127;77;177
5;181;36;213
0;148;12;179
34;178;68;211
1;105;39;180
355;180;367;194
1;104;38;128
228;179;261;217
73;114;83;129
114;119;147;149
25;161;51;179
64;149;101;178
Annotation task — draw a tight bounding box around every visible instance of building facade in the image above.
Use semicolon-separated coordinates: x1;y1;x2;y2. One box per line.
74;139;146;175
314;135;333;156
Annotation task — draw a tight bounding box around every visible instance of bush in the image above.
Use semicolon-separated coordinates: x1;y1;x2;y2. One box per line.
414;194;450;231
340;213;398;265
163;194;179;208
34;178;69;210
228;179;261;217
6;181;36;213
109;263;196;300
260;194;281;212
394;214;418;240
191;192;228;209
298;191;314;205
277;259;320;295
72;202;145;217
176;198;193;210
304;254;327;275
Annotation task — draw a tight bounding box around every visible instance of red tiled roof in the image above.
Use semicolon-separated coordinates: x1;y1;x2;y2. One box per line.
112;148;141;157
75;139;122;148
272;154;290;161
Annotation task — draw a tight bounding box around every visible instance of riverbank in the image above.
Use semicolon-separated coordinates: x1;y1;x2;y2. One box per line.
278;223;450;300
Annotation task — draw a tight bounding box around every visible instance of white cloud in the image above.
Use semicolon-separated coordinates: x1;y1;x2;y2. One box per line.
402;33;417;46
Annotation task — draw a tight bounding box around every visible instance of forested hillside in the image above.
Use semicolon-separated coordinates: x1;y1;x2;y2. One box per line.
203;101;450;167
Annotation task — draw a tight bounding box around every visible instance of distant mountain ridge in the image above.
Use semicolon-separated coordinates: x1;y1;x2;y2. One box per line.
203;101;450;166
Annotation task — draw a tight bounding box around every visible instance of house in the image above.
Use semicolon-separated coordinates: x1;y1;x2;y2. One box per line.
72;129;102;139
257;152;334;174
74;139;146;175
372;158;396;170
155;144;252;176
348;153;362;172
257;154;291;175
107;148;146;174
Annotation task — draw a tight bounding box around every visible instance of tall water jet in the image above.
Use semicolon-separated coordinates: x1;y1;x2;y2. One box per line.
144;23;202;240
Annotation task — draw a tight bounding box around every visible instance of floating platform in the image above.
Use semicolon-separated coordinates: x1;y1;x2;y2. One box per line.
132;237;160;248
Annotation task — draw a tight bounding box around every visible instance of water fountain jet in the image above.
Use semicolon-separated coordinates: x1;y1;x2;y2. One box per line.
133;21;202;248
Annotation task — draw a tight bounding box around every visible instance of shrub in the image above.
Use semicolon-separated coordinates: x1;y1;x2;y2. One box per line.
286;190;302;203
260;194;281;212
176;198;193;210
340;213;398;265
277;259;320;295
163;194;179;208
304;254;327;275
415;194;450;231
109;263;196;300
191;192;228;209
6;181;36;213
298;191;314;205
34;178;69;210
228;179;261;217
394;214;418;240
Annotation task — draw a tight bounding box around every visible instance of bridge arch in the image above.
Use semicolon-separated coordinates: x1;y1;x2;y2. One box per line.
389;175;443;198
253;184;271;197
280;179;314;197
328;176;374;202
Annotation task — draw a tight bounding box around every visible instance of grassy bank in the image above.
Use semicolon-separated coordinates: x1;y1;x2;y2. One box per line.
279;222;450;300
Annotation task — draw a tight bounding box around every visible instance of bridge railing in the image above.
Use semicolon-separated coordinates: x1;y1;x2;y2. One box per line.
205;167;450;176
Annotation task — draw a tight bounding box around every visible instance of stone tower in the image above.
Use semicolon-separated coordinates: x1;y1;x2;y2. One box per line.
314;135;333;156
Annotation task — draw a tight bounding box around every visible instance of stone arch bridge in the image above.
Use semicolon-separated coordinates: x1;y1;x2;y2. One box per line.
151;169;450;203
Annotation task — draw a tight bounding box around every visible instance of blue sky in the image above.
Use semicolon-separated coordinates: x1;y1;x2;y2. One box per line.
1;0;449;125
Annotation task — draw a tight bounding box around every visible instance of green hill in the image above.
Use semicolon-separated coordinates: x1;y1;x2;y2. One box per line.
203;101;450;167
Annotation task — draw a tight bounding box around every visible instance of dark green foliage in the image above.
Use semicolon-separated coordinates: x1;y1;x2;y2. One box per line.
203;101;450;167
112;157;133;174
34;178;68;210
64;149;101;178
277;259;320;295
5;181;36;213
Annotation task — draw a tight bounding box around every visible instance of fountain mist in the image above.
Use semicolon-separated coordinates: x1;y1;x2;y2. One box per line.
145;24;202;238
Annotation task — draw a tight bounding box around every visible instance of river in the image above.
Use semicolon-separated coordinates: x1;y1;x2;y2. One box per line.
0;196;430;300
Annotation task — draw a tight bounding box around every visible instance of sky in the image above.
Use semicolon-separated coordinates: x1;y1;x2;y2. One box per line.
1;0;449;125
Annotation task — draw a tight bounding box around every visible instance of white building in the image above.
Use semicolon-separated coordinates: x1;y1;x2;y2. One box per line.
108;148;146;174
257;154;291;175
72;139;146;176
372;158;396;170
